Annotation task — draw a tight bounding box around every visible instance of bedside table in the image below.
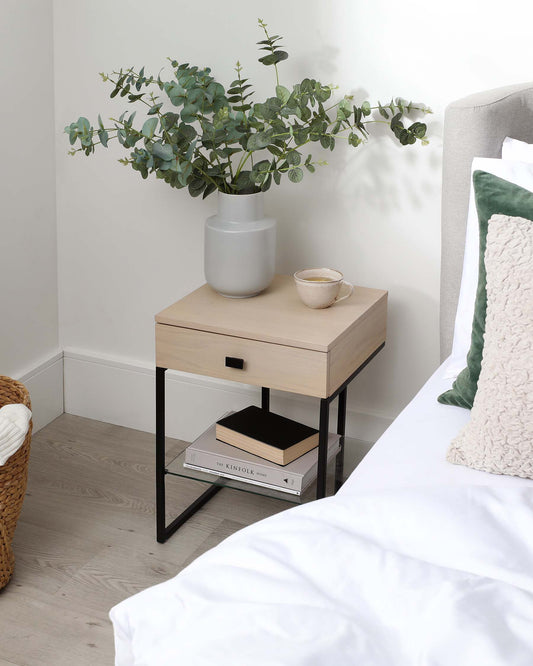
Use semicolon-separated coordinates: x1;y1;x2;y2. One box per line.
155;274;387;543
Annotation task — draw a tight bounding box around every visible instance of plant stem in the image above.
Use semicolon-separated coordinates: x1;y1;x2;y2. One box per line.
234;150;253;180
259;21;280;87
192;164;222;191
226;151;235;181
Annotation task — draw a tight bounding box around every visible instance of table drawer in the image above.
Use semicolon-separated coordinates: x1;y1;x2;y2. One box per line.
156;324;328;397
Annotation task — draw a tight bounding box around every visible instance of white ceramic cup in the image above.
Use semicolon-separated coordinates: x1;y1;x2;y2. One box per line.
294;268;354;309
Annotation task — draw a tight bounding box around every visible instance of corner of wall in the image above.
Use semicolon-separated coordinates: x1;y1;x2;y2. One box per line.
18;352;64;432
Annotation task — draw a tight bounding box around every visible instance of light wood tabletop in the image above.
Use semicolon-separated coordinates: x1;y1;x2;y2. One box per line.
155;274;387;352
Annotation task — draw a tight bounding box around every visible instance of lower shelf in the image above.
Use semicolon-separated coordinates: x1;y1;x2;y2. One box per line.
166;449;337;505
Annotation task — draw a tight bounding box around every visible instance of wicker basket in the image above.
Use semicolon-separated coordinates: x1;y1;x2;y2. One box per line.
0;376;32;590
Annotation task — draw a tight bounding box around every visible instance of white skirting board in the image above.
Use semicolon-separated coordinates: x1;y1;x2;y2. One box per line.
63;349;392;458
17;352;64;432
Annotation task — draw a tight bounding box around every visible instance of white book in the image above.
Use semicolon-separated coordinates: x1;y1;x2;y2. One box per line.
184;421;341;495
183;462;304;495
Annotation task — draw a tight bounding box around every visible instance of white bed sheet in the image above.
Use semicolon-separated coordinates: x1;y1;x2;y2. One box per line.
342;358;533;493
111;484;533;665
111;359;533;665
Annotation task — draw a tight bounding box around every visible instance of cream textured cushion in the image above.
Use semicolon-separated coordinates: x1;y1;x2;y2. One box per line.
447;214;533;478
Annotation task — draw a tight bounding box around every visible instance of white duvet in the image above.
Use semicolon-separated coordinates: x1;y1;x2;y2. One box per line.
110;485;533;665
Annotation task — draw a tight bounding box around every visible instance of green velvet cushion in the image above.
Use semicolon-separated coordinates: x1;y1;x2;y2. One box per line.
438;171;533;409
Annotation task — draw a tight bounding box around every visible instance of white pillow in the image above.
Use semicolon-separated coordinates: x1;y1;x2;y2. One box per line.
447;214;533;477
502;136;533;162
445;157;533;379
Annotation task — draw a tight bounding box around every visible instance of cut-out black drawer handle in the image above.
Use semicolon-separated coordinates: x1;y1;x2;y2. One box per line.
225;356;244;370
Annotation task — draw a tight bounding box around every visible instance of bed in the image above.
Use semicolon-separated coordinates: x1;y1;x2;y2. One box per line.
110;83;533;665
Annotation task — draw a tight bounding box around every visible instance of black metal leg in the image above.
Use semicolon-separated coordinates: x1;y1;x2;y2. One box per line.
316;398;329;499
156;366;222;543
156;367;167;543
261;387;270;411
335;387;347;492
164;485;222;541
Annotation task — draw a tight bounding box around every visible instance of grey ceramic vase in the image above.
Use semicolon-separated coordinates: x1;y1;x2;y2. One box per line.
204;192;276;298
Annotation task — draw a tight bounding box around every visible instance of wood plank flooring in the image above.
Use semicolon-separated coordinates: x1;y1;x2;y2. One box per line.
0;415;289;665
0;414;369;665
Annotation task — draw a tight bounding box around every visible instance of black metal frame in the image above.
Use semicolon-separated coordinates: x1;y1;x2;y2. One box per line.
156;343;385;543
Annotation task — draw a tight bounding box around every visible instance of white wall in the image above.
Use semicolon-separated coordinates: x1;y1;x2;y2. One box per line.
0;0;62;429
53;0;533;442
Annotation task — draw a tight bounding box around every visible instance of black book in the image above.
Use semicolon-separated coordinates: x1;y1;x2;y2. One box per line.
216;406;319;466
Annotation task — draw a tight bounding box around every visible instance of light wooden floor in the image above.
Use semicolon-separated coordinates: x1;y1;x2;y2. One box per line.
0;414;291;665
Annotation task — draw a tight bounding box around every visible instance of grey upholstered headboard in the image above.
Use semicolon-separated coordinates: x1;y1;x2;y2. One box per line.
440;82;533;361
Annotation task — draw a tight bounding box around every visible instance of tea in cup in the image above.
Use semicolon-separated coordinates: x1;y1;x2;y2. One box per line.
294;268;353;309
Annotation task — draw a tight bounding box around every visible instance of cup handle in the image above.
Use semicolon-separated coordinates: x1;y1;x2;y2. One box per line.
335;280;354;303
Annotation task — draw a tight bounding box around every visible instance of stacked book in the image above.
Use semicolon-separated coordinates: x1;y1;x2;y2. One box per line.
184;406;340;496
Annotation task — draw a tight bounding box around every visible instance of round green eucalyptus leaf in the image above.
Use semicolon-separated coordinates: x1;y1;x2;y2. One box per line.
286;150;301;166
141;118;158;139
288;167;303;183
152;142;174;161
247;129;273;151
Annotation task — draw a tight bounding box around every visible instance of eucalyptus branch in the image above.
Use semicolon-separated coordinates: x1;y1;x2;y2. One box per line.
223;149;235;182
258;19;281;87
65;21;430;197
194;109;224;172
192;163;224;191
103;72;153;110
